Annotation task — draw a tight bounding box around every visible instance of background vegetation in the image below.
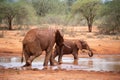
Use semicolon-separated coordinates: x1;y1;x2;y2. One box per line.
0;0;120;34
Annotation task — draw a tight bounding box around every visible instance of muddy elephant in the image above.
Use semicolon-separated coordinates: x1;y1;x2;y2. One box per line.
21;28;65;68
53;39;93;64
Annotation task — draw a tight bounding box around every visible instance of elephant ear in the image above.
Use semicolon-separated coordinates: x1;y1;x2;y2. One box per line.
55;30;64;46
80;40;91;50
80;40;88;49
75;40;82;50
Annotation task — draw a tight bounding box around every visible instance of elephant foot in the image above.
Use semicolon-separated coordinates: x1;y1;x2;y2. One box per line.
50;62;58;66
58;61;63;64
21;63;32;70
53;60;59;65
50;60;57;66
22;62;31;67
73;60;78;65
42;66;48;70
53;59;58;64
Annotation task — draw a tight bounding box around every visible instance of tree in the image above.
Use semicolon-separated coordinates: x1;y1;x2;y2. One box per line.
31;0;68;25
72;0;101;32
0;0;36;30
32;0;66;16
0;3;19;30
15;1;37;26
65;0;76;13
99;0;120;34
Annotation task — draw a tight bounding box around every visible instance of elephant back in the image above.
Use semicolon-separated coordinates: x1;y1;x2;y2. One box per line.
23;29;39;44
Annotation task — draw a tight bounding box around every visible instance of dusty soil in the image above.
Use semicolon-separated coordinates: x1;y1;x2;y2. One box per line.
0;26;120;56
0;25;120;80
0;68;120;80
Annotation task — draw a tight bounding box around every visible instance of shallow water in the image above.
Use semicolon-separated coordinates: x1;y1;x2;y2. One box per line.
0;55;120;72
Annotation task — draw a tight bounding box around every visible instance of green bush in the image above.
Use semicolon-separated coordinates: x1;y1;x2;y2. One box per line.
98;17;120;35
98;0;120;35
39;14;67;25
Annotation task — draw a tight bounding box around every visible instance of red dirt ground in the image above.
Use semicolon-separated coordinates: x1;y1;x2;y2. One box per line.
0;25;120;80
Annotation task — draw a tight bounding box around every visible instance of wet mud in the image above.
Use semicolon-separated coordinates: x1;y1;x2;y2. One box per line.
0;55;120;72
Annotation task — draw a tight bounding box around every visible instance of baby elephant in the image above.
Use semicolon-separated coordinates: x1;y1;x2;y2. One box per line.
53;39;93;64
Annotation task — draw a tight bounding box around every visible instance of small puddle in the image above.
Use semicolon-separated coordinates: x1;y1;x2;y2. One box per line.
0;55;120;72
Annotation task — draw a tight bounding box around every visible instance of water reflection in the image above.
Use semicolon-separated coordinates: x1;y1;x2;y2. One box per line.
0;55;120;72
0;57;20;62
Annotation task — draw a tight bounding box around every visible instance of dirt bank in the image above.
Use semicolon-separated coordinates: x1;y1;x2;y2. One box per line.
0;68;120;80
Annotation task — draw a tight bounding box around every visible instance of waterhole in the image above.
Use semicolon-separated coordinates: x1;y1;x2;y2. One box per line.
0;55;120;72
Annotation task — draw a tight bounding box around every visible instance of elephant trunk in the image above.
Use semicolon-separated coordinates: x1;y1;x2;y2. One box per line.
88;50;93;57
87;46;93;57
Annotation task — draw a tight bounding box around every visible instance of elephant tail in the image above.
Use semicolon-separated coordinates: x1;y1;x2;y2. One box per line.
21;44;25;63
21;51;24;63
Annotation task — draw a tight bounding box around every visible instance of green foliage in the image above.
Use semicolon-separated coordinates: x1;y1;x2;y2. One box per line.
0;0;37;30
15;0;37;25
71;0;101;32
99;0;120;34
0;2;19;30
31;0;69;25
65;0;76;13
39;14;67;25
32;0;66;16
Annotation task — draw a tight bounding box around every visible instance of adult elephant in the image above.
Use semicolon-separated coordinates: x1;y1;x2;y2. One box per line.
21;28;65;68
53;39;93;64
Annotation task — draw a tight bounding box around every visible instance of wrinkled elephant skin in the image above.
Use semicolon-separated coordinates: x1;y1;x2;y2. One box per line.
21;28;64;68
53;39;93;64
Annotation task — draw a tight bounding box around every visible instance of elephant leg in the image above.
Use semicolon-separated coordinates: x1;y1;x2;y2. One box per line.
53;51;58;59
23;53;30;67
49;49;55;66
50;53;57;66
43;50;52;67
58;46;64;64
72;52;78;65
52;52;58;63
27;51;42;66
58;54;63;64
27;56;36;66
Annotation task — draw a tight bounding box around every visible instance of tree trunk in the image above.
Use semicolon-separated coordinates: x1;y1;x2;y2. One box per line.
8;18;12;30
2;30;4;37
88;23;92;32
86;16;94;32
